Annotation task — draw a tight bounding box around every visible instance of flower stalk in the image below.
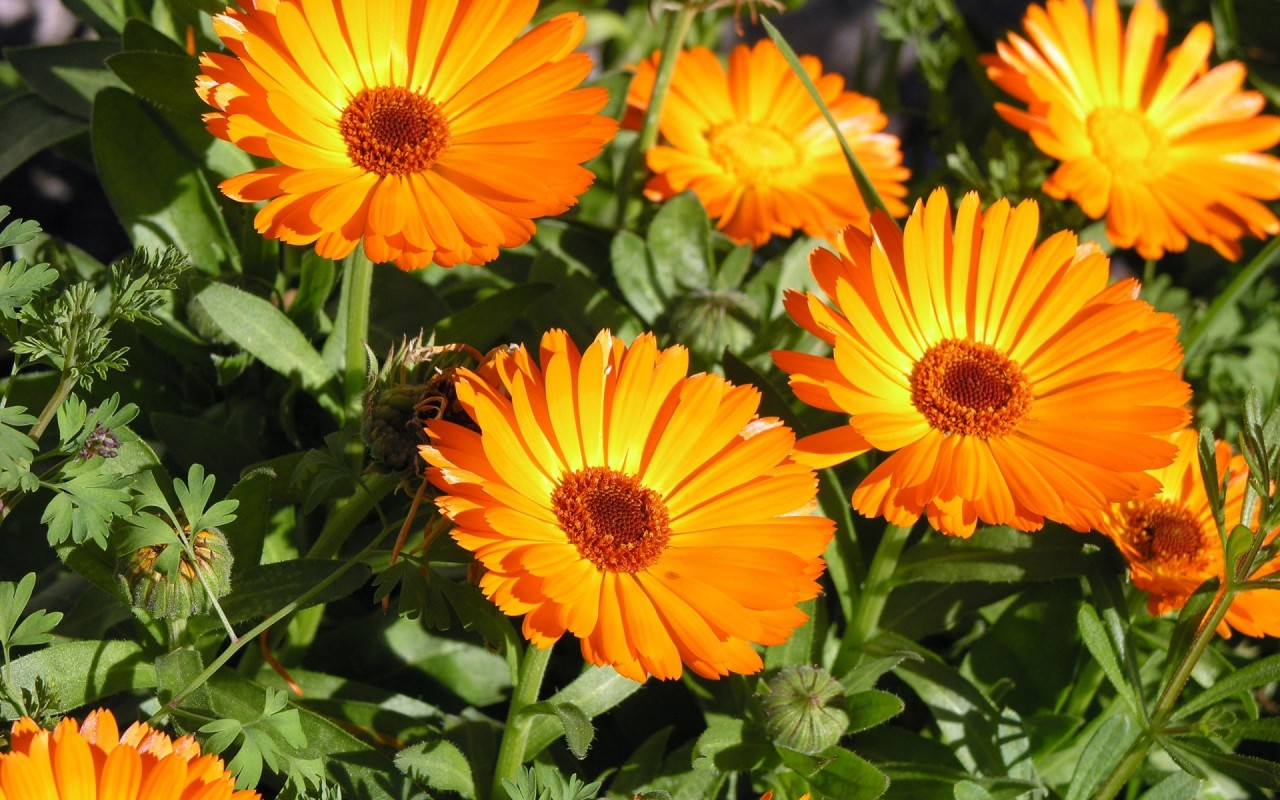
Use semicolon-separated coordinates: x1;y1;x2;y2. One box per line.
491;642;554;800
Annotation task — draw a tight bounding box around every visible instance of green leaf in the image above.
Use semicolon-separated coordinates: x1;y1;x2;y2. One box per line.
105;51;203;116
191;282;335;390
0;209;42;249
92;87;237;271
647;192;710;293
1065;713;1136;800
0;258;57;319
0;405;38;492
1137;771;1202;800
611;229;664;323
0;94;85;183
845;689;904;734
780;745;888;799
1164;737;1280;789
897;526;1094;583
953;781;995;800
693;717;766;773
839;652;921;695
0;640;157;717
41;458;133;548
1174;652;1280;719
523;701;594;760
395;739;476;798
7;40;125;119
1230;717;1280;742
219;559;373;624
156;647;210;710
524;666;643;759
1077;604;1140;716
221;469;272;568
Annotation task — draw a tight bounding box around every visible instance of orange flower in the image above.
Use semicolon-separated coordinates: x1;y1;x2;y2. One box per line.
1096;429;1280;637
0;709;260;800
197;0;616;269
420;329;833;681
984;0;1280;260
773;188;1191;537
625;41;909;247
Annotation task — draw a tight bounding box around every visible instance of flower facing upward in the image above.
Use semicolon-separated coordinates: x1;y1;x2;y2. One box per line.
420;329;833;681
0;709;260;800
774;188;1191;537
197;0;616;269
984;0;1280;260
1097;430;1280;638
625;41;909;247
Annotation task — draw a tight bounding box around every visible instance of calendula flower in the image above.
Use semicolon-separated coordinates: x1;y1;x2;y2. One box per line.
773;188;1191;537
421;329;833;681
1097;429;1280;637
984;0;1280;260
0;709;260;800
197;0;617;269
625;41;909;247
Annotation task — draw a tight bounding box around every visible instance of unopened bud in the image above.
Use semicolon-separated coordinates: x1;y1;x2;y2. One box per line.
120;524;233;619
758;665;848;755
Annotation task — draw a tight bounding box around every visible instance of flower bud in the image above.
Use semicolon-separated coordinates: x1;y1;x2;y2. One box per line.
120;524;233;619
758;665;848;755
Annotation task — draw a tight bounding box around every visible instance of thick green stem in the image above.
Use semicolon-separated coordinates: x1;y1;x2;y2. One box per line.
613;6;697;228
848;523;913;643
342;249;374;421
490;642;554;800
28;368;75;443
1183;237;1280;360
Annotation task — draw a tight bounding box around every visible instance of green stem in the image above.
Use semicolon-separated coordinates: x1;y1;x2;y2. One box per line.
848;522;913;643
28;367;75;443
155;520;397;718
1183;237;1280;360
761;17;889;216
490;642;554;800
342;249;374;421
1094;584;1238;799
613;5;697;229
306;472;398;560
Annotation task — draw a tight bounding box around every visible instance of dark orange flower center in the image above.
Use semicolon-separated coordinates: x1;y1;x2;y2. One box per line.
1119;499;1211;572
707;121;802;186
340;86;450;176
910;339;1032;438
552;466;671;573
1086;108;1169;182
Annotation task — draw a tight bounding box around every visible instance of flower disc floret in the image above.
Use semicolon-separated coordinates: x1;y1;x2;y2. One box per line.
421;329;834;681
773;188;1191;537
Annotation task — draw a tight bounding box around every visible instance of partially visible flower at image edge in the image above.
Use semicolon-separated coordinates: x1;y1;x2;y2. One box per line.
0;709;260;800
197;0;617;269
773;188;1192;537
1096;428;1280;638
420;328;833;682
625;40;909;247
983;0;1280;260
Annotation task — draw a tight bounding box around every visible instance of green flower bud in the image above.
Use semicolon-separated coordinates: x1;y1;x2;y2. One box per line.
120;525;233;619
758;665;848;755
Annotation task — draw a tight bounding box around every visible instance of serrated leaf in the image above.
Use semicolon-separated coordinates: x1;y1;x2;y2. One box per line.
0;258;57;318
1077;605;1140;715
1175;652;1280;719
1165;736;1280;789
0;573;38;643
191;283;334;390
199;718;245;755
41;458;133;547
395;739;476;797
0;405;37;491
0;209;42;249
8;608;62;649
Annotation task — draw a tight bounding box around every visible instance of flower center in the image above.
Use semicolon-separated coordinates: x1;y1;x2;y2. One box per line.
1119;499;1211;572
1086;107;1169;182
340;86;450;176
706;121;802;186
910;339;1033;438
552;466;671;573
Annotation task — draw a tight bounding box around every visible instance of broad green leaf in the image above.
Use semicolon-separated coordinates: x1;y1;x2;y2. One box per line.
608;727;672;797
525;665;643;759
221;470;272;568
526;253;643;343
191;283;335;390
1175;652;1280;719
156;647;211;710
0;94;85;182
121;18;188;54
897;526;1094;583
780;745;888;799
7;40;125;118
845;689;905;734
611;228;664;323
1137;771;1201;800
92;87;237;271
765;597;819;670
0;640;157;716
647;192;710;293
395;739;476;798
431;282;554;349
61;0;127;33
219;559;372;623
105;51;203;116
1065;713;1135;800
42;458;133;548
839;652;920;695
693;716;768;773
